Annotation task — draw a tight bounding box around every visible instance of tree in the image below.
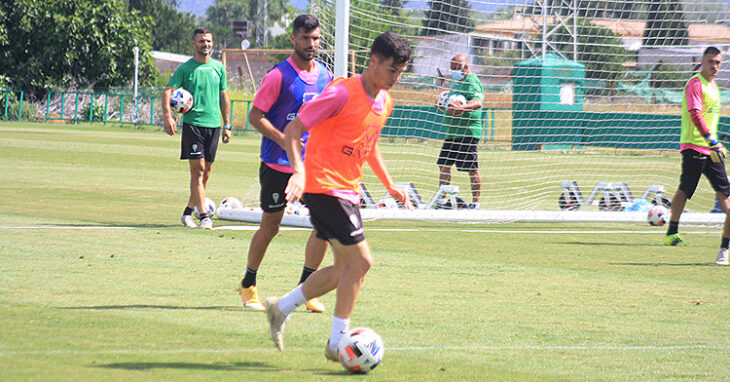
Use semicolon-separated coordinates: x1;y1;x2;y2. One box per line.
541;18;631;92
206;0;289;49
643;0;689;47
0;0;156;99
422;0;474;36
524;1;645;20
127;0;198;54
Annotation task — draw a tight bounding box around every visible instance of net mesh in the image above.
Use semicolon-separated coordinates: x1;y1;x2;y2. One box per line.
301;0;730;218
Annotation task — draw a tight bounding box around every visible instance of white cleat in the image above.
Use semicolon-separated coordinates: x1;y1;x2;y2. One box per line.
716;248;729;266
264;297;288;351
199;217;213;230
324;343;339;362
181;215;197;228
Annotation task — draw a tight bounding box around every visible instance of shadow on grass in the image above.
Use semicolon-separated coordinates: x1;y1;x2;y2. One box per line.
27;223;179;229
609;262;716;267
58;305;243;311
557;241;661;247
92;361;282;371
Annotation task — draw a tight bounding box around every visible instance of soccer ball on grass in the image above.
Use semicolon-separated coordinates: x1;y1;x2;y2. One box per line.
193;197;216;218
218;196;243;211
337;327;384;374
647;204;669;226
170;88;194;114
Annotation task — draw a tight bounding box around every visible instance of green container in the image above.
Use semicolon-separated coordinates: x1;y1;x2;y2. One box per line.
512;53;586;150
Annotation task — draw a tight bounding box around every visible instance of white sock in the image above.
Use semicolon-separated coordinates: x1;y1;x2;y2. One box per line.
277;284;307;316
328;316;350;350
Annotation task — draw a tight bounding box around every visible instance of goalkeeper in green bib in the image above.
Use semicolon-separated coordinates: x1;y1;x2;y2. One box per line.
665;46;729;266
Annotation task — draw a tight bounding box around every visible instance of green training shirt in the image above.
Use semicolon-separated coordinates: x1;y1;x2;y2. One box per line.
167;58;227;128
680;72;720;147
443;72;484;139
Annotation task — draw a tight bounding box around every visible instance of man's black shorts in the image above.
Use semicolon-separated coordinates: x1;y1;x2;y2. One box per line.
180;123;220;162
436;136;480;171
679;149;730;199
303;193;365;245
259;162;291;212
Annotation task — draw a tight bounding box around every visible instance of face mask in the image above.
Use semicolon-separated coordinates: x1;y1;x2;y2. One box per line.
451;69;464;81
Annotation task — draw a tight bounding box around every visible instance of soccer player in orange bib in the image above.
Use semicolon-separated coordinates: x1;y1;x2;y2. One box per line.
263;32;413;360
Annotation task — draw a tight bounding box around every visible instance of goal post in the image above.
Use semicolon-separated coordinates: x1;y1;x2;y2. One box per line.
219;0;730;225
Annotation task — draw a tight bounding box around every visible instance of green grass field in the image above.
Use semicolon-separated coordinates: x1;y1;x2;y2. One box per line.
1;121;728;381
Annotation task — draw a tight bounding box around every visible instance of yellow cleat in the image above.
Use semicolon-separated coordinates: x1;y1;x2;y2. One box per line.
305;297;326;313
664;233;689;247
238;285;265;311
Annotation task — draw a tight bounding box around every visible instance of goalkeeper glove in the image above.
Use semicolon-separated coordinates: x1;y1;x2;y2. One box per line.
704;133;727;163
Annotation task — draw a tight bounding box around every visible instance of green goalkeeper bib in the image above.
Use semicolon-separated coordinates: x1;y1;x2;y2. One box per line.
681;73;720;146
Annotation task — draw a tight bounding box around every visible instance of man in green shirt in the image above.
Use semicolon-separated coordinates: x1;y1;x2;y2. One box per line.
436;54;484;209
162;27;231;230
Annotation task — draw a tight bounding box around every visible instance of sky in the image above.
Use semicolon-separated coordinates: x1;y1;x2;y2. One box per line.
177;0;520;15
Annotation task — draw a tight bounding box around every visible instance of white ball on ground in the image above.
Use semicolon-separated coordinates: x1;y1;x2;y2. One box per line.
337;327;384;374
193;197;216;218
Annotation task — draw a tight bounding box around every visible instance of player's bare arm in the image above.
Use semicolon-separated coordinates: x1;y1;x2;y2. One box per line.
283;118;307;202
249;107;286;147
161;86;177;135
220;89;232;144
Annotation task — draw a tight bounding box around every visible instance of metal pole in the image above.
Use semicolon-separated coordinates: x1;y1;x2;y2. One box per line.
541;0;547;60
334;0;351;78
573;0;578;61
133;47;139;124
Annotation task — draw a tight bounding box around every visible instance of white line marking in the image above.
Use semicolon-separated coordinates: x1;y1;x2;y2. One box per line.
0;226;136;230
1;344;727;357
0;225;721;235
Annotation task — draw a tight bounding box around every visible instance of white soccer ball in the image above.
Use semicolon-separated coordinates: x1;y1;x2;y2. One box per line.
193;197;216;218
170;88;194;114
447;94;467;107
435;91;450;110
377;197;398;209
647;204;669;226
337;327;384;374
218;196;242;211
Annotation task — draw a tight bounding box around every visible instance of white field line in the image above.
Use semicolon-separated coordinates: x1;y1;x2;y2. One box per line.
0;225;722;235
1;344;728;357
0;226;135;230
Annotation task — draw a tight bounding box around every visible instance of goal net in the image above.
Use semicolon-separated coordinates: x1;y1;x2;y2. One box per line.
277;0;730;224
220;1;730;225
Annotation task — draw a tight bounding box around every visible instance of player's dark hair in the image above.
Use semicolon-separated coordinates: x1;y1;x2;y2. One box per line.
704;46;721;57
193;27;211;38
292;14;319;35
370;32;411;66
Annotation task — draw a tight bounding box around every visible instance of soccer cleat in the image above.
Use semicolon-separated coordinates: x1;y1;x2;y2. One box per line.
238;285;265;311
181;214;197;228
664;233;689;246
199;217;213;230
264;297;288;351
324;342;339;362
305;297;326;313
716;248;729;266
468;202;480;210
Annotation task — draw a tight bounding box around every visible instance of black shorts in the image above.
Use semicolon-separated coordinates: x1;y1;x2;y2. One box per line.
303;193;365;245
180;123;220;162
259;162;291;212
436;136;480;171
678;149;730;199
